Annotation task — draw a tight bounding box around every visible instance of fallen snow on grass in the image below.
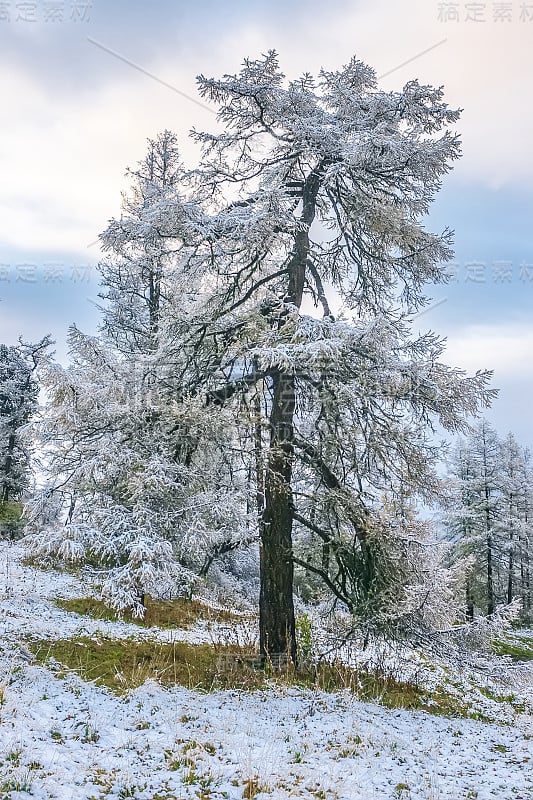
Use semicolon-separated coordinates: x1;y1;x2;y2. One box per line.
0;542;245;649
1;542;532;800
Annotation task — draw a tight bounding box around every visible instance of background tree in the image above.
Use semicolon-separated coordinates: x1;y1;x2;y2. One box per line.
0;337;51;537
29;135;255;614
98;129;183;355
446;421;533;621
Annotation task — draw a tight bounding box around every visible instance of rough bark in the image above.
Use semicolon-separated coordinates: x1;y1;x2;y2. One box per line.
258;164;325;665
260;369;297;665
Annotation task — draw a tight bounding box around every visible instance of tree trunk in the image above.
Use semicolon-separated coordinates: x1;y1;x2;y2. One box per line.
466;577;474;621
482;437;495;615
259;370;297;666
522;545;531;620
258;162;324;667
507;527;514;605
487;530;494;615
522;502;531;620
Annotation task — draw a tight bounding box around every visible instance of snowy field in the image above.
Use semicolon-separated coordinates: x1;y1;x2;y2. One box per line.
1;542;532;800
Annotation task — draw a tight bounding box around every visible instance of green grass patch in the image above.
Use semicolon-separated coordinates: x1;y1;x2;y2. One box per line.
29;635;482;718
307;665;476;717
55;595;244;629
31;638;268;693
492;635;533;662
478;685;528;713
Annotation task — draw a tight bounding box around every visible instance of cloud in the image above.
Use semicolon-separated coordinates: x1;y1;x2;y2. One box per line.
444;322;533;378
1;1;531;448
0;60;211;255
1;0;532;256
209;0;533;188
443;321;533;449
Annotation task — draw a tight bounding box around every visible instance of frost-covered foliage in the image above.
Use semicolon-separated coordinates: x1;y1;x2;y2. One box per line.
30;54;502;653
28;133;256;611
29;345;253;610
181;52;496;654
294;494;472;648
0;338;51;514
446;420;533;623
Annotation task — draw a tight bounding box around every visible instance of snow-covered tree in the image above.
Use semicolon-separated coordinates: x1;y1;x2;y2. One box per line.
29;134;255;614
98;130;185;355
31;54;497;657
508;440;533;622
0;338;51;536
159;51;495;660
446;422;533;620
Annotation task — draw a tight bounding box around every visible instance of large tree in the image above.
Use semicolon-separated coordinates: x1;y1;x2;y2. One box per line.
166;52;494;661
32;54;495;660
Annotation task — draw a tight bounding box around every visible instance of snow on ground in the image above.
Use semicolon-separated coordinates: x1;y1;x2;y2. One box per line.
0;542;244;650
1;542;532;800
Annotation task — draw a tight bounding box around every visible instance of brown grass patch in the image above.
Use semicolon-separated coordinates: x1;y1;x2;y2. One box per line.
55;595;244;629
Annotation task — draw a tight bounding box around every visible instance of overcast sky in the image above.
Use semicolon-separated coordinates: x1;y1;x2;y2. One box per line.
1;0;532;448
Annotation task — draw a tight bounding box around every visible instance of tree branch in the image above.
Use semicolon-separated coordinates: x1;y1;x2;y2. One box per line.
292;555;353;611
306;258;333;320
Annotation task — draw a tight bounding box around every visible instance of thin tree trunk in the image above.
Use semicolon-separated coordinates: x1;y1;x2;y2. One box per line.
466;576;474;621
522;502;531;620
487;529;494;615
522;542;531;622
507;527;514;605
482;433;495;615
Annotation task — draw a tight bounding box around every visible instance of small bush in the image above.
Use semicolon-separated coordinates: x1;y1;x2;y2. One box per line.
0;500;24;540
295;612;313;663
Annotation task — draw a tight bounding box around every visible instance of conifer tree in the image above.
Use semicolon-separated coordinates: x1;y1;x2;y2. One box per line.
447;422;533;620
32;55;497;656
0;337;50;536
175;52;495;659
